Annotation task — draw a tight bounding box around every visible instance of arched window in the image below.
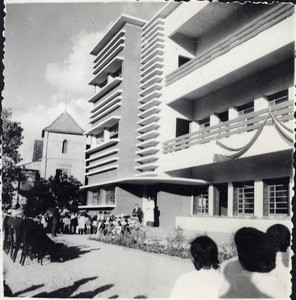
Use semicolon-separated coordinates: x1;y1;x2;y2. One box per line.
62;140;68;154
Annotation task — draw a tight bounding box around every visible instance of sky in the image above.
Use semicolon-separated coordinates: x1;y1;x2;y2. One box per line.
3;0;166;163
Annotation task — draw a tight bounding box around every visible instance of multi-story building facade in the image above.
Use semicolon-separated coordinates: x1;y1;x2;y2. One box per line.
82;2;294;233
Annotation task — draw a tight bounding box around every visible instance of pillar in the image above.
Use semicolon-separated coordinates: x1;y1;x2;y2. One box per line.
210;115;219;126
288;87;294;101
208;185;214;216
229;107;238;120
254;180;264;218
103;128;110;142
227;183;233;217
254;97;269;112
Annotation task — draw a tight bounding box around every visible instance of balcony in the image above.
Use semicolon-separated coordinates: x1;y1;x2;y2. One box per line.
93;29;125;64
163;101;293;154
86;148;119;163
89;56;123;86
137;122;160;134
166;5;294;87
142;18;165;37
85;116;120;136
85;164;118;177
90;89;122;113
139;99;161;111
85;138;119;155
139;90;162;104
88;77;122;103
89;102;121;124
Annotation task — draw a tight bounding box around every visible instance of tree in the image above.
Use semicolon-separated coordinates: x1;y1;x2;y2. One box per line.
47;174;86;212
1;108;24;203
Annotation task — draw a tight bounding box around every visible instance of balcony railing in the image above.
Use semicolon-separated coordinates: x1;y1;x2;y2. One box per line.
166;5;294;86
163;100;293;154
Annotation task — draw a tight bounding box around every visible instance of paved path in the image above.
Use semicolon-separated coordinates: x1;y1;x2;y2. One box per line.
4;234;193;298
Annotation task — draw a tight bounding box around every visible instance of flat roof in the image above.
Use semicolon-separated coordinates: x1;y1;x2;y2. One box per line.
91;14;146;56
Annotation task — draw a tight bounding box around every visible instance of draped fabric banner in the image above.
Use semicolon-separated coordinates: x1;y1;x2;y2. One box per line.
270;111;294;144
213;110;293;162
213;113;269;162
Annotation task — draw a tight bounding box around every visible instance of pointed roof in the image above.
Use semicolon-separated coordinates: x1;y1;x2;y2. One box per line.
42;111;84;136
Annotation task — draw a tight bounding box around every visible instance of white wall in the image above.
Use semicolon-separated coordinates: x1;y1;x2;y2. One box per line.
41;131;86;183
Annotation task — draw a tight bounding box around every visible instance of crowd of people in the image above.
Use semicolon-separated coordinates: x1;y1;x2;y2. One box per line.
32;209;143;238
170;223;291;299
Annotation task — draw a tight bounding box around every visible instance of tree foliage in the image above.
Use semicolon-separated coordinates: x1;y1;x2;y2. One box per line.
1;108;24;202
21;174;86;215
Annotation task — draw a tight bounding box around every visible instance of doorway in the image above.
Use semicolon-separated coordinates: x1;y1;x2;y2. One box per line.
214;184;228;216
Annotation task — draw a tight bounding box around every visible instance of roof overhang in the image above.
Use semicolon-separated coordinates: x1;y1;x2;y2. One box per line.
91;15;146;56
80;175;207;190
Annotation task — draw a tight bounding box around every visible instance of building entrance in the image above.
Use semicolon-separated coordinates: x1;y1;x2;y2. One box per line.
214;184;228;216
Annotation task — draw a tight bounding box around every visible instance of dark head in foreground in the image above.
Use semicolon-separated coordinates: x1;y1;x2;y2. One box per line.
266;224;290;252
235;227;276;273
190;236;219;271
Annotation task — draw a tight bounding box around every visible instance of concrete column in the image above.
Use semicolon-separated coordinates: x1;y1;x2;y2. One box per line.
289;176;293;217
288;87;294;101
254;180;264;218
208;185;214;216
254;97;269;112
227;183;233;217
190;121;199;132
104;128;110;142
229;108;238;120
210;115;219;126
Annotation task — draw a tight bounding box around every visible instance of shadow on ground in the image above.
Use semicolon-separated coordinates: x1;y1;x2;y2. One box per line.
56;244;101;262
32;277;112;298
13;284;45;297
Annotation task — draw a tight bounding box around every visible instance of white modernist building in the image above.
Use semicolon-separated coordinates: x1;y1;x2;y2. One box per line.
82;2;294;233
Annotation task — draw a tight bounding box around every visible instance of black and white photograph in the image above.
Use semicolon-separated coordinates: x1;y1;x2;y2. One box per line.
2;0;294;298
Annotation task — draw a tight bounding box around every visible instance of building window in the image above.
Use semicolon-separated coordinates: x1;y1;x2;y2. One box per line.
267;90;288;106
109;124;118;139
176;118;190;138
105;187;115;204
264;178;289;215
198;117;210;128
178;55;191;67
96;132;104;145
237;102;254;132
234;182;254;215
193;188;208;214
237;101;254;116
217;110;229;123
92;190;102;205
62;140;68;154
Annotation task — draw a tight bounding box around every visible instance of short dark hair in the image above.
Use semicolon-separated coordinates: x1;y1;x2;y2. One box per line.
190;236;219;271
266;224;290;252
235;227;276;273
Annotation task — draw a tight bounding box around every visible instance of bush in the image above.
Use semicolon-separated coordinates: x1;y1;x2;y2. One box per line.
89;227;237;262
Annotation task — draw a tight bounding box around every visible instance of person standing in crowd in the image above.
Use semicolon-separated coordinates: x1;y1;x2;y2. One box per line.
51;207;60;237
92;215;98;234
70;213;78;234
78;213;86;234
170;236;223;298
132;204;143;224
266;224;291;287
85;216;91;234
63;213;71;234
219;227;287;298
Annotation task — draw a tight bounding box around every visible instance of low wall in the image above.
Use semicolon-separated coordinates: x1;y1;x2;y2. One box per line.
176;216;292;234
